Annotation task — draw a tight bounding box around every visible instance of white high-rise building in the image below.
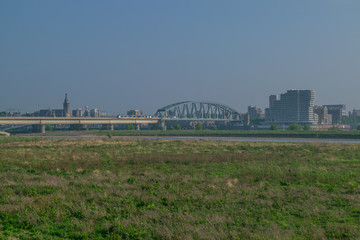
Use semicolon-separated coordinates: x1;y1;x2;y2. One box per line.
265;90;316;125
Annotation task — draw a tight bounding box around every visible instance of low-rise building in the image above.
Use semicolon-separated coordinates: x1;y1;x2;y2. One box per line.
72;108;83;117
351;109;360;117
247;106;264;118
33;94;71;117
127;109;143;116
323;104;346;125
84;106;90;117
313;106;332;125
90;108;100;118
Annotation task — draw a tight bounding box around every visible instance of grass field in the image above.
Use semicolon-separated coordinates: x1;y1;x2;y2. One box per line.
0;138;359;239
97;129;360;139
22;129;360;140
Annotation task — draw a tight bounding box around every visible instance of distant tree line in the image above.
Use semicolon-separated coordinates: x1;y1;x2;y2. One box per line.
270;124;312;131
250;117;265;126
341;116;360;126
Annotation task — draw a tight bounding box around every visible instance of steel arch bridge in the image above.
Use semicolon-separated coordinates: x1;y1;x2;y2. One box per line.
155;101;240;121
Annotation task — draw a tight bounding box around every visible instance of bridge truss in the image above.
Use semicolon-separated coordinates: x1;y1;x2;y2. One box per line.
155;101;240;121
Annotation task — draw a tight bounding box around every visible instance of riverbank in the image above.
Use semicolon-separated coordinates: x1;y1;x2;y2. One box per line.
100;129;360;139
15;129;360;140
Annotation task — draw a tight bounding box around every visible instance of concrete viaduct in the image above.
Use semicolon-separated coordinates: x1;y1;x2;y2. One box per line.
0;117;163;133
0;101;241;134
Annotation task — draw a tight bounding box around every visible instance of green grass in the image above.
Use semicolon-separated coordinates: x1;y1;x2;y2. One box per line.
0;139;360;239
94;129;360;139
0;136;40;143
22;128;360;139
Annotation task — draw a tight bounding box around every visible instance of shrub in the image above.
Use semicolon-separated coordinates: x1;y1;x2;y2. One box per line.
126;124;135;130
303;124;311;131
45;125;53;132
287;124;302;131
270;124;278;130
127;176;136;184
173;124;181;130
194;124;202;131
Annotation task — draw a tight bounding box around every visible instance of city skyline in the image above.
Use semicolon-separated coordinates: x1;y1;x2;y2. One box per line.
0;90;349;120
0;89;352;116
1;1;360;114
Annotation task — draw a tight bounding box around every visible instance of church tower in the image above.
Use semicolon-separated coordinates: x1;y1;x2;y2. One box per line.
63;93;71;117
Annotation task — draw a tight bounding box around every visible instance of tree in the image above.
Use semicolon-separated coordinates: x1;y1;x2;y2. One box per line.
287;124;302;131
173;124;181;130
45;125;53;132
194;123;202;131
357;125;360;131
270;124;278;130
107;132;112;139
341;115;351;124
212;125;217;130
250;117;265;126
342;115;360;125
303;124;311;131
126;124;135;130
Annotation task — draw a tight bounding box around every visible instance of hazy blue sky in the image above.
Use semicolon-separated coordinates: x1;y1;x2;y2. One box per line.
1;0;359;114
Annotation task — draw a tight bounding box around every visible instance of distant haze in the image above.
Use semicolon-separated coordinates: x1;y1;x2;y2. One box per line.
1;1;359;115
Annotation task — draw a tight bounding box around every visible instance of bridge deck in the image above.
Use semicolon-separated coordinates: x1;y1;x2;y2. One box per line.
0;117;159;125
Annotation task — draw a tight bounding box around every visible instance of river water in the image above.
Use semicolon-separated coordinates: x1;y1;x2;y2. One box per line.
45;135;360;144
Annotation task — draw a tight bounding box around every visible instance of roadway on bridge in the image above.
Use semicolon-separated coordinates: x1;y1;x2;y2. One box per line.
0;117;159;125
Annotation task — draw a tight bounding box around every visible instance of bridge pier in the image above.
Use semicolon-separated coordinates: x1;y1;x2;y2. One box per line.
70;124;88;131
159;121;166;131
102;124;114;131
136;124;140;131
32;124;45;133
